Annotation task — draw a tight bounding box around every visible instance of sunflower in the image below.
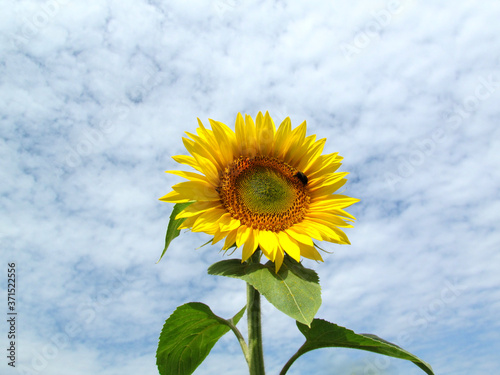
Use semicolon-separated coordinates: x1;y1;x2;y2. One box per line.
160;112;359;271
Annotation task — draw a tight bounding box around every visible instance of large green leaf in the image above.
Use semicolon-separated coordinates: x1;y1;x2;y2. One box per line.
157;202;193;262
156;302;246;375
281;319;434;375
208;257;321;326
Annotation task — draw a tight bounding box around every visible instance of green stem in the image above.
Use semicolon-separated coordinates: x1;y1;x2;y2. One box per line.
247;252;265;375
226;318;250;366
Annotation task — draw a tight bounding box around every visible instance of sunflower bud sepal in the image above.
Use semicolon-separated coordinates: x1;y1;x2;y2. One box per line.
157;202;194;263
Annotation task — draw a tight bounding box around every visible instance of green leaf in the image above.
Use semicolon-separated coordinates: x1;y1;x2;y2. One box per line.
208;257;321;326
157;202;193;262
283;319;434;375
156;302;246;375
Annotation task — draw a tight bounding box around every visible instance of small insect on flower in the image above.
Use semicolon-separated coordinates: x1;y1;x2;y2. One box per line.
294;171;308;186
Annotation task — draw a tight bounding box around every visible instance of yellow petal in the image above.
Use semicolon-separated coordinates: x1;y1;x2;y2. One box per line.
177;214;200;230
288;134;316;167
257;111;275;156
258;230;279;262
165;170;209;184
212;228;228;245
305;212;353;228
172;155;200;172
285;227;314;247
241;227;258;262
272;117;292;157
277;231;301;262
291;221;325;241
172;181;219;201
192;209;227;233
310;194;361;209
235;113;247;155
184;132;224;173
159;190;190;203
219;215;241;232
305;218;348;243
309;179;347;198
217;213;232;230
308;172;348;190
297;138;326;173
236;225;251;248
190;153;220;187
283;120;307;164
307;207;356;221
330;227;351;244
298;242;323;261
209;119;234;166
306;153;342;178
274;250;284;272
223;228;238;250
244;114;257;157
176;201;221;219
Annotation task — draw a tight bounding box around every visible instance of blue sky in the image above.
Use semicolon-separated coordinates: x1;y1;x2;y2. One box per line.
2;1;500;374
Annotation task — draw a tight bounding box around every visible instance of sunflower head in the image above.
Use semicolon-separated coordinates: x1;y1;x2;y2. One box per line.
160;112;359;271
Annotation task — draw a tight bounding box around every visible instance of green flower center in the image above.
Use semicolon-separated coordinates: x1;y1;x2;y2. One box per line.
237;166;296;215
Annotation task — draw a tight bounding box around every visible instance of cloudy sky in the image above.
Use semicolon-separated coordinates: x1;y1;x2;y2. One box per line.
2;1;500;374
